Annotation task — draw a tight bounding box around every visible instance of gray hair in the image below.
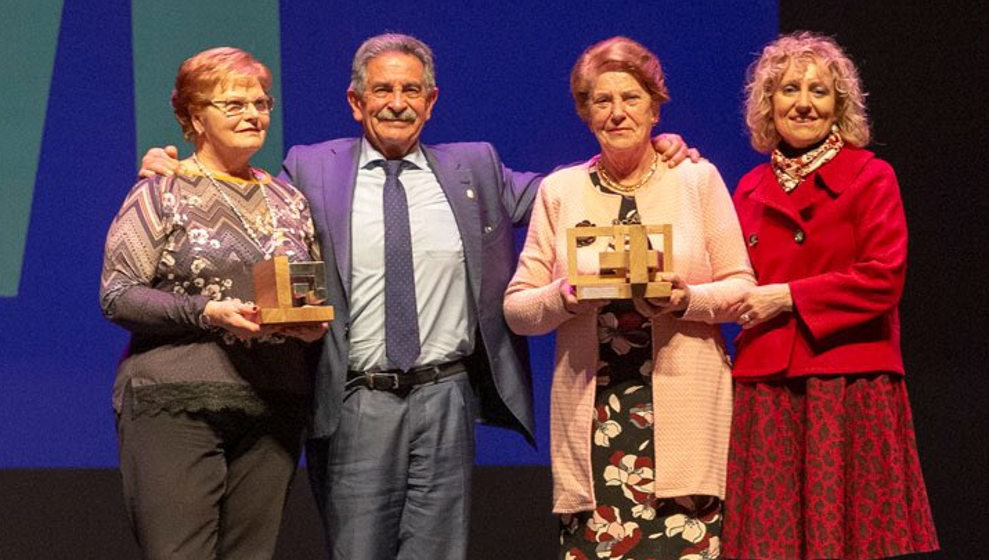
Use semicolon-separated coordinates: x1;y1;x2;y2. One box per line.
350;33;436;95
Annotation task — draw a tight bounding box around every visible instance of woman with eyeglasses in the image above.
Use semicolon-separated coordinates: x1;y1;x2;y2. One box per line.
100;47;325;559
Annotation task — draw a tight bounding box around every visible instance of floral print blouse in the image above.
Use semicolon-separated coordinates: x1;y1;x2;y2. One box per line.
100;171;321;419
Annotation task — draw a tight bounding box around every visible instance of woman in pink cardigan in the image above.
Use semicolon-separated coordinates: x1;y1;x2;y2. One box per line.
504;36;754;560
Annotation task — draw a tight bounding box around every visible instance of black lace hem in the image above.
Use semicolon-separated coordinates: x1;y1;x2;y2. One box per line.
129;382;309;425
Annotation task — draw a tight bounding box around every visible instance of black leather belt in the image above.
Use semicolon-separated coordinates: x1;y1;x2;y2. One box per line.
345;360;467;391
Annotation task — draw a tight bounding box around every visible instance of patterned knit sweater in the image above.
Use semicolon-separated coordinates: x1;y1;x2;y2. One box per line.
504;158;754;512
100;170;320;420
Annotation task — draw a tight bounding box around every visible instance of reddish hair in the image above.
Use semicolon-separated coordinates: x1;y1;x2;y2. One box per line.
570;36;669;122
171;47;273;141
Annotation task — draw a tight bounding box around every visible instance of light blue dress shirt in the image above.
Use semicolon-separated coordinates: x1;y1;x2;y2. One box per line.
347;138;476;372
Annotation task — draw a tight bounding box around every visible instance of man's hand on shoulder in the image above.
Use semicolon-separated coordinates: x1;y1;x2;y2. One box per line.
139;145;181;178
652;133;702;168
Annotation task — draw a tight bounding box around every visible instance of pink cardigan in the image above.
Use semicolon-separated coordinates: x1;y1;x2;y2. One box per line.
504;159;754;513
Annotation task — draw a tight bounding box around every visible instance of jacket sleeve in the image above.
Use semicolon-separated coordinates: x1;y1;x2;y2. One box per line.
99;177;211;335
789;160;907;341
503;182;574;336
679;163;757;323
485;143;543;226
280;144;302;185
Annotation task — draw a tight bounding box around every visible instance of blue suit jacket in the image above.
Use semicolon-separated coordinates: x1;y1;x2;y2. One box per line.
281;137;540;444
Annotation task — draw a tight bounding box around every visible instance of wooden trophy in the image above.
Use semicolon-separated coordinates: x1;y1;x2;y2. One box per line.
566;224;673;300
252;256;334;324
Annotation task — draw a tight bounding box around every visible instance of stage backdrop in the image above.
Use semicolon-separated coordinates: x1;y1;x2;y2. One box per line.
0;0;774;468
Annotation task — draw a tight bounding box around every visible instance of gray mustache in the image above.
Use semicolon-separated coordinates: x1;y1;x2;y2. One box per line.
377;107;417;123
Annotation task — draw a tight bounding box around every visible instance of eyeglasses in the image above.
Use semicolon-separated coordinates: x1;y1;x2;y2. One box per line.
207;96;275;117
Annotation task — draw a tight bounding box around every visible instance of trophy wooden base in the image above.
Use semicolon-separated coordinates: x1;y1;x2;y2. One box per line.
253;256;334;326
576;281;672;300
257;305;334;325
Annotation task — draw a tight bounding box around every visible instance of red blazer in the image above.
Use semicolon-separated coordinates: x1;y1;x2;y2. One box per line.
732;146;907;379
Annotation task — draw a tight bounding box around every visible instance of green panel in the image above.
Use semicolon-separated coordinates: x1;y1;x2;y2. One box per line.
0;1;64;297
132;1;283;175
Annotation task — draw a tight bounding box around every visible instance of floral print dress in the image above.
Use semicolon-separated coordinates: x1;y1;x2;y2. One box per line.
559;184;723;560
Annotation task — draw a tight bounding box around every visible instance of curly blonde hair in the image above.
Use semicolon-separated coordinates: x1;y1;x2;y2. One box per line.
570;36;669;123
743;31;870;153
171;47;273;142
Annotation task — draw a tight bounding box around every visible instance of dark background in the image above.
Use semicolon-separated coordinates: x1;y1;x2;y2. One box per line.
777;2;989;559
2;1;986;558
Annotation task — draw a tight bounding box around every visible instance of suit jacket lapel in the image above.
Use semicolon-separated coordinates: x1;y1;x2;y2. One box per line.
422;145;482;304
319;138;361;298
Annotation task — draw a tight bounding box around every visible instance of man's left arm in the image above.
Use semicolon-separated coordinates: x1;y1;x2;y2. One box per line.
499;165;543;226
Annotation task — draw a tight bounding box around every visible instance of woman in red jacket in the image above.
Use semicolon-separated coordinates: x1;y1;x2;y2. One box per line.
723;32;938;560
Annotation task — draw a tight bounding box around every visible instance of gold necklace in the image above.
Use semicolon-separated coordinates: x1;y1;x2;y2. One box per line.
596;151;660;195
192;153;278;258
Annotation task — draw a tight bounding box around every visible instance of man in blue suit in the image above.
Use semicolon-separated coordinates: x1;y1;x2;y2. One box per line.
283;34;540;559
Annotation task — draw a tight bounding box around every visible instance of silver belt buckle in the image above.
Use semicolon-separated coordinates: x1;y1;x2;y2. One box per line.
366;372;400;390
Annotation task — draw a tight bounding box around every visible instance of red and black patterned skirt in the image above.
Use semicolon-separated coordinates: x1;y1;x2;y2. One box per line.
723;374;938;560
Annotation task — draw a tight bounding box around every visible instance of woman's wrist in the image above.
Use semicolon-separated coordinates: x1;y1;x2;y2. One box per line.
779;283;793;312
199;301;215;330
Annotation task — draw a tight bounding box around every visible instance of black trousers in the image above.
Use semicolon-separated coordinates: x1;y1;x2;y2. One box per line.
117;398;304;560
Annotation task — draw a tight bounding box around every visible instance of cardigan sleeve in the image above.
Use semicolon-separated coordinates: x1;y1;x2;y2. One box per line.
99;177;211;335
789;159;907;341
679;163;756;323
503;181;574;336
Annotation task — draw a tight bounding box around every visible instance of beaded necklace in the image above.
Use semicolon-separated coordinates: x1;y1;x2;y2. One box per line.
192;153;277;258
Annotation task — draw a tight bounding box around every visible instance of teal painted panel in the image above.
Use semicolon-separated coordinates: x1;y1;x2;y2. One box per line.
0;1;64;297
132;1;283;175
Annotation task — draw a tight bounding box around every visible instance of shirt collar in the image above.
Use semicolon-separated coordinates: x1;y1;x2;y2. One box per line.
358;137;427;170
